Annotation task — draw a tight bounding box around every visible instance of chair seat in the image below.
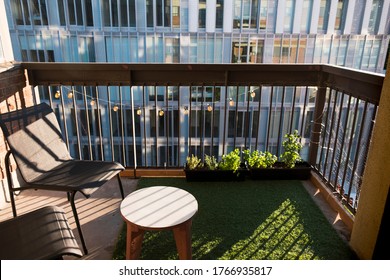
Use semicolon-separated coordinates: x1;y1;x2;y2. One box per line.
29;160;124;196
0;206;82;260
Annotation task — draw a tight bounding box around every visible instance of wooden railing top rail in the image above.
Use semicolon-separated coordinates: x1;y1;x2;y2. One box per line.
20;62;384;105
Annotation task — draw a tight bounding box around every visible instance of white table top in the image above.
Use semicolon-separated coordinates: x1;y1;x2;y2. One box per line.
120;186;198;229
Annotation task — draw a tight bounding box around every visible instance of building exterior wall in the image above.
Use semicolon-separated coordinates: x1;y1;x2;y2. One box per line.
2;0;389;73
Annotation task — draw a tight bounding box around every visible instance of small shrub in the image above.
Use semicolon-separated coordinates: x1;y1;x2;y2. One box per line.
204;155;218;170
263;151;277;168
186;154;201;170
219;149;241;173
280;130;303;168
243;149;277;168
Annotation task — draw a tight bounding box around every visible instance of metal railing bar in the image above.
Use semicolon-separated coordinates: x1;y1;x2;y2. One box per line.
222;83;228;155
107;86;115;162
82;86;93;160
333;93;352;189
245;87;251;149
299;86;309;137
189;85;193;156
255;85;262;150
322;89;339;179
316;88;332;171
95;85;104;161
276;86;286;157
47;85;53;108
200;85;204;160
130;86;137;170
154;85;158;166
347;100;368;211
341;96;359;195
71;85;82;160
178;85;182;166
119;86;126;166
328;91;345;189
165;85;169;166
142;85;147;166
211;85;216;157
233;86;239;149
58;86;70;149
290;86;297;134
266;86;273;152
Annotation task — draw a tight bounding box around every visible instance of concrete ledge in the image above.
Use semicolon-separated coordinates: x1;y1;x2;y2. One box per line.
310;171;354;232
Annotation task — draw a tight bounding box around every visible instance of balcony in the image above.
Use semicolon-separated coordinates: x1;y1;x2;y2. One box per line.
0;62;388;260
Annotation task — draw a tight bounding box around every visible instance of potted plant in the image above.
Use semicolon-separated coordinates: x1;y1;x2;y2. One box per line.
184;149;246;182
243;150;277;169
244;130;312;180
280;130;303;168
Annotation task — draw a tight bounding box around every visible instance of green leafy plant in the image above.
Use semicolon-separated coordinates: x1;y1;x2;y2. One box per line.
263;151;278;168
185;154;201;170
243;149;277;168
204;155;218;170
218;148;241;173
280;130;303;168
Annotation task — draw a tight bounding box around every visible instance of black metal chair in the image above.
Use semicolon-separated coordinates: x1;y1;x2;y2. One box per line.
0;103;125;254
0;206;83;259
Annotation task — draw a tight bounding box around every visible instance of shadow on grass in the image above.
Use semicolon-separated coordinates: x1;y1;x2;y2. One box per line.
113;178;357;260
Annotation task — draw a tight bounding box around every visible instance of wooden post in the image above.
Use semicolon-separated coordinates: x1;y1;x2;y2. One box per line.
308;86;327;166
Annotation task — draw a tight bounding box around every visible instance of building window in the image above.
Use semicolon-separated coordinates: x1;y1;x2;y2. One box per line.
68;0;84;26
58;0;93;26
165;38;180;63
146;0;153;27
103;0;135;27
156;0;171;27
216;0;223;28
335;0;348;31
58;0;66;25
318;0;330;32
300;0;313;33
232;39;264;63
199;0;206;28
233;0;259;29
172;0;180;28
368;0;383;34
284;0;295;33
12;0;48;26
259;0;267;30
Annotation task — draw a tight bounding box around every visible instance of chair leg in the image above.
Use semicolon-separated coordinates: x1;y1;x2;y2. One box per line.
9;191;17;218
69;191;88;255
117;174;125;199
5;151;17;218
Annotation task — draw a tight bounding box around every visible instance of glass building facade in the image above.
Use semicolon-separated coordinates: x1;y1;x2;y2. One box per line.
1;0;389;169
3;0;389;72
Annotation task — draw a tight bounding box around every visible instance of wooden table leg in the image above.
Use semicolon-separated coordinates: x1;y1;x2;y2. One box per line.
126;222;145;260
173;219;193;260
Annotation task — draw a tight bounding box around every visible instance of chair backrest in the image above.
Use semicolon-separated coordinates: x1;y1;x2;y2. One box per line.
0;103;71;182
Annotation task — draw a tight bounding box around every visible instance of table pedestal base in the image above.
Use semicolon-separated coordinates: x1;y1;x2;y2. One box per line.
125;219;193;260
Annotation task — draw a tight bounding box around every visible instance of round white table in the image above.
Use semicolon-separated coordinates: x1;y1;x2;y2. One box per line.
120;186;198;260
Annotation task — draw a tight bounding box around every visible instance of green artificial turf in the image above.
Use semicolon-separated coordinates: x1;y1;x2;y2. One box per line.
113;178;357;260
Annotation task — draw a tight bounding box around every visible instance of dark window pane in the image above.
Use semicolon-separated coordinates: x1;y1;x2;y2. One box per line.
120;0;128;27
146;0;153;27
58;0;66;25
129;0;136;26
86;0;93;26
